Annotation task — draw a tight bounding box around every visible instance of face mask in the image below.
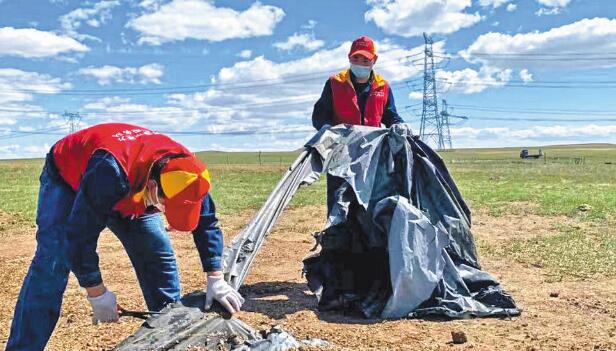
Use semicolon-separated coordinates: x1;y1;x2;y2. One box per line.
350;64;372;79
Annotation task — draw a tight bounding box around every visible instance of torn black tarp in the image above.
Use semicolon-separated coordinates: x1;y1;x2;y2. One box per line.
302;124;520;319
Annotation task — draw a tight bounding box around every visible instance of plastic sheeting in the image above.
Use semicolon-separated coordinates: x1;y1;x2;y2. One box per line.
303;124;520;319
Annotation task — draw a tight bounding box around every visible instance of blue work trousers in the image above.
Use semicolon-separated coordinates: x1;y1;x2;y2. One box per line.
6;162;181;351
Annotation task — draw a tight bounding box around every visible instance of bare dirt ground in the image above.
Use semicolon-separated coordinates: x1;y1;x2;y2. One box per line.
0;205;615;350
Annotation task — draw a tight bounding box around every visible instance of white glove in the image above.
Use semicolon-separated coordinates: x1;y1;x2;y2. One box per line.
204;275;245;314
87;289;119;324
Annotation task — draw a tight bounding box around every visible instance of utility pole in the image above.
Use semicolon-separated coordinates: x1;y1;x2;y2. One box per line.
63;111;82;134
419;32;444;149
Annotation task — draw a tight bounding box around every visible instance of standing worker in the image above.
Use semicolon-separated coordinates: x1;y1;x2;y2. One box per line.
6;123;243;351
312;35;404;130
312;35;405;214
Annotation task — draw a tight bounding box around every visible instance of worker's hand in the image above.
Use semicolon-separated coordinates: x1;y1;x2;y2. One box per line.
87;289;119;324
204;275;244;314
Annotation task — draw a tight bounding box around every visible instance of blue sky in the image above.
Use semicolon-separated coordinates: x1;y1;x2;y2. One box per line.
0;0;614;158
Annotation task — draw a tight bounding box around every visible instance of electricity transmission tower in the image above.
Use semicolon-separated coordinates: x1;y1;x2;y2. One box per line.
63;111;82;134
417;33;468;150
439;99;468;149
419;33;444;149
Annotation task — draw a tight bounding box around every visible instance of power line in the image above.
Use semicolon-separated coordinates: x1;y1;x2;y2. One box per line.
0;125;314;140
0;56;415;96
458;116;615;122
0;125;67;141
466;52;616;57
439;81;616;89
448;104;616;116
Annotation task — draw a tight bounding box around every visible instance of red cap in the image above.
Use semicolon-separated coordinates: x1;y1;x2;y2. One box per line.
159;156;211;232
348;36;377;60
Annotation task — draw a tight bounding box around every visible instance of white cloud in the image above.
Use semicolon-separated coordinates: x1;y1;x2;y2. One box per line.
237;50;252;59
301;20;317;30
364;0;481;37
436;66;512;94
274;33;325;52
536;0;570;7
0;27;88;58
59;1;121;41
127;0;285;45
450;124;616;148
213;39;429;85
138;0;165;10
506;3;517;12
23;143;52;155
534;0;571;16
74;40;427;140
78;63;164;85
409;91;423;100
0;142;54;159
0;70;70;145
82;96;195;129
164;40;429;135
535;7;561;16
0;69;71;104
478;0;513;9
519;69;533;83
460;18;616;69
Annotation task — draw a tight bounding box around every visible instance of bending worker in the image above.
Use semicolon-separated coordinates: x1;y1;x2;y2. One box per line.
312;35;404;213
7;123;243;351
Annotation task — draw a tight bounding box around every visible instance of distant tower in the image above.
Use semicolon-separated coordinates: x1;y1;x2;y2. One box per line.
63;111;82;134
439;99;467;149
419;33;444;149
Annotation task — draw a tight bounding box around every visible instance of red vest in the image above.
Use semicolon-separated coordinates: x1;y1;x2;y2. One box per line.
329;69;389;127
52;123;193;217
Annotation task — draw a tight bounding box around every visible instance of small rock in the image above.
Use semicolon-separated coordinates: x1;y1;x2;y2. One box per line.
578;204;592;212
549;291;560;298
451;331;467;344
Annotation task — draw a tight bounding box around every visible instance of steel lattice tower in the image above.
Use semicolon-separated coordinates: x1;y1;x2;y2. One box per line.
440;99;468;150
440;99;453;149
63;111;82;134
419;33;445;149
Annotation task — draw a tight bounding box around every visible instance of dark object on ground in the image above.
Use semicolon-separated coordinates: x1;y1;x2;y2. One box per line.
578;204;592;212
451;330;468;344
113;292;259;350
520;149;543;159
113;292;327;350
118;308;164;320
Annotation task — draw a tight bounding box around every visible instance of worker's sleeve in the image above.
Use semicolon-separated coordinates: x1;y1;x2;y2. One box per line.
381;86;405;127
312;79;334;130
192;193;224;272
66;151;129;288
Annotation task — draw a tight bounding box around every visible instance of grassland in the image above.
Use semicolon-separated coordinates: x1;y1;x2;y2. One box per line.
0;143;614;278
